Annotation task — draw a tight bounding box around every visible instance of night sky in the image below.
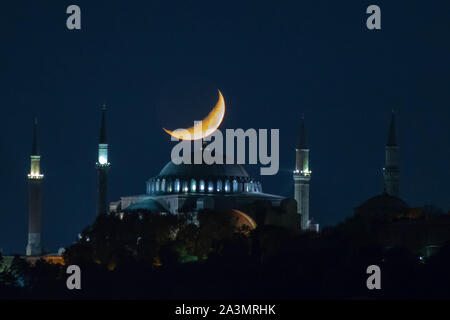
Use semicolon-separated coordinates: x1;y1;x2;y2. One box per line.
0;1;449;254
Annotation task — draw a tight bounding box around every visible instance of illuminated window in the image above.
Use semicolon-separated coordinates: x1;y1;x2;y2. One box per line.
199;180;205;192
224;180;230;192
232;179;238;192
161;179;166;192
208;181;214;192
191;179;197;192
182;180;189;192
175;179;180;192
167;180;173;193
217;180;222;192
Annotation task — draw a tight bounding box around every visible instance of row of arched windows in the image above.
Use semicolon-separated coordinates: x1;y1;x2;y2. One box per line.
146;178;262;195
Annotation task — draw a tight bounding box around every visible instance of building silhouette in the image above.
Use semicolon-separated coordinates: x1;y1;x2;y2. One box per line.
383;111;400;197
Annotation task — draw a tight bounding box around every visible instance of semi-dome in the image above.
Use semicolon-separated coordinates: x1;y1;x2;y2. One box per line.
125;197;169;213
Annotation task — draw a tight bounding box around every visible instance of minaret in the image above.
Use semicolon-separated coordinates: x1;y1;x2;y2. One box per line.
293;116;311;230
383;111;400;197
26;117;44;256
96;105;110;216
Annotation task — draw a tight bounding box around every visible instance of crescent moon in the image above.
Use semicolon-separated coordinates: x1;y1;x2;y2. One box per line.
163;90;225;141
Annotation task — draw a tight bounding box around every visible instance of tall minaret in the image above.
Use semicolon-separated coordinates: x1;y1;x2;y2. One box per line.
96;105;110;216
293;116;311;230
383;111;400;197
26;117;44;256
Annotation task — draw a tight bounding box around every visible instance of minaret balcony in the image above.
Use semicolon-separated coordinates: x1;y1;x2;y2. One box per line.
28;173;44;179
293;169;311;177
301;170;311;176
96;162;111;168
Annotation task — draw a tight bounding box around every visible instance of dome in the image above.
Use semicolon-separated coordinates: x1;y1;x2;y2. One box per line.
158;160;249;179
157;152;249;179
125;198;168;213
146;152;262;195
358;193;409;211
355;193;409;217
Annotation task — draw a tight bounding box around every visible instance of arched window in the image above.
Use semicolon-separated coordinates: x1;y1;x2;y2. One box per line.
182;180;189;192
167;180;173;193
224;180;230;192
161;179;166;192
216;179;223;192
208;181;214;192
155;179;160;192
191;179;197;192
199;180;205;192
232;179;238;192
174;179;180;193
146;182;151;195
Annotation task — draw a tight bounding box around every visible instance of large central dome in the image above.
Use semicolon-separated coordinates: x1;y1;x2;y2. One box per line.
158;151;249;178
159;160;249;178
146;152;261;195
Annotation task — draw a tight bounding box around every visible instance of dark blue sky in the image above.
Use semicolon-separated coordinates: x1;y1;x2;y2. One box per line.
0;1;449;254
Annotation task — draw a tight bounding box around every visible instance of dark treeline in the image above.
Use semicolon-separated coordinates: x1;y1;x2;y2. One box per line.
1;207;450;300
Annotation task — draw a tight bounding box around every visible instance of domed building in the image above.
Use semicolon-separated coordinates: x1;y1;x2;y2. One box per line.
110;152;300;230
355;192;410;219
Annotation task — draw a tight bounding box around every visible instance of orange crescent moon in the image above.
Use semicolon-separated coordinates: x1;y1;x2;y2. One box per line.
163;90;225;141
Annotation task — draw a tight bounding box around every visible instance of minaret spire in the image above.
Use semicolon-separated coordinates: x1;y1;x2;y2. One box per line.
32;117;39;155
99;104;107;144
297;114;307;149
387;110;397;146
383;110;400;197
96;104;110;216
293;116;311;230
26;117;44;256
